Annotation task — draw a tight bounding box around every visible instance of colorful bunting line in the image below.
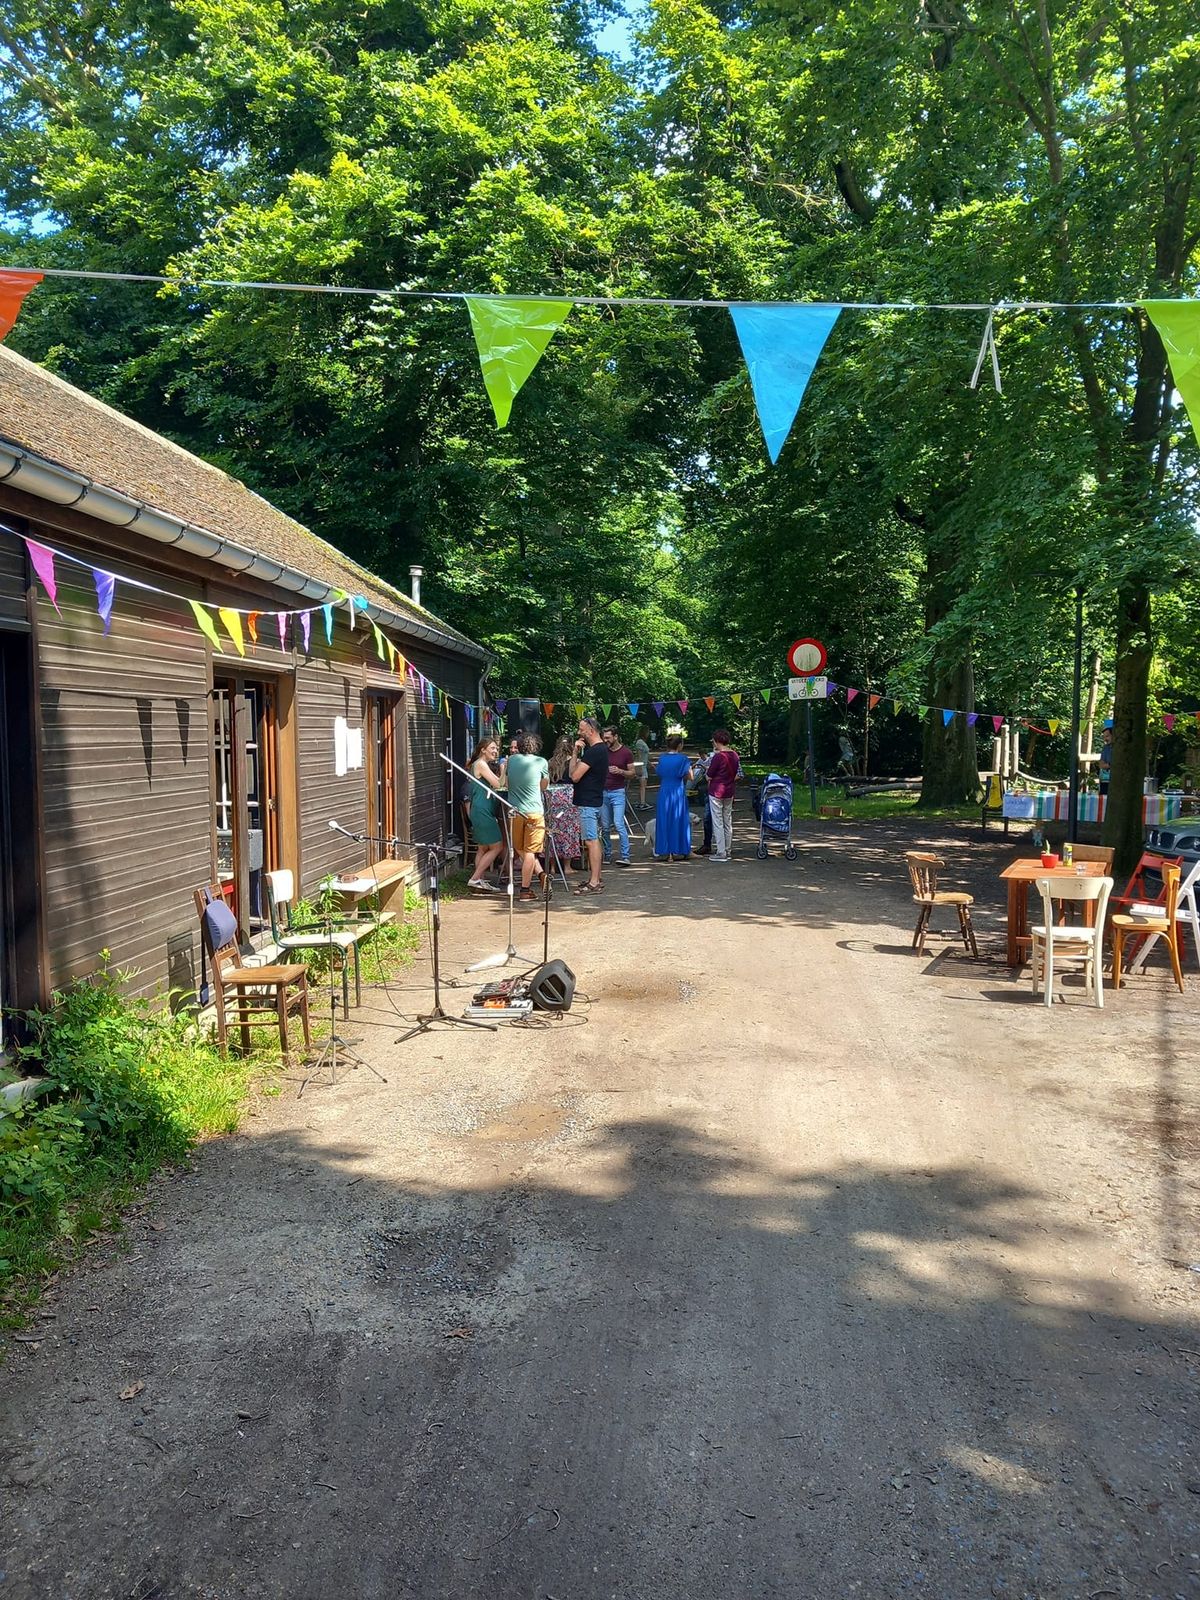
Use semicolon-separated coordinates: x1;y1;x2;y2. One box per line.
6;269;1197;454
4;525;479;720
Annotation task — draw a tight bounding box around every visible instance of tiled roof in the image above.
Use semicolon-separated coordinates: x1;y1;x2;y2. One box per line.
0;344;486;661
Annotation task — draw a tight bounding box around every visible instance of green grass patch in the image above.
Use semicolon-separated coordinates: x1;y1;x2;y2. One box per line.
739;771;979;824
1;898;427;1327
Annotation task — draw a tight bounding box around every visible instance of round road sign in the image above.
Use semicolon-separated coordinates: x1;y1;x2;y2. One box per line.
788;638;827;677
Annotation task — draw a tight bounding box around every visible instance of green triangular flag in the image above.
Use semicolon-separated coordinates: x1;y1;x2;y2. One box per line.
761;687;772;703
601;703;613;720
465;297;573;428
1143;300;1200;447
189;600;223;653
918;704;929;718
892;700;902;715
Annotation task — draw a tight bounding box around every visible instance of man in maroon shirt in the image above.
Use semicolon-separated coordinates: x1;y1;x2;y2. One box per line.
705;728;742;862
600;725;635;867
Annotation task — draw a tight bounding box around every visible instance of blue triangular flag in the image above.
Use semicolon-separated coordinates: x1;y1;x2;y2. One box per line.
627;702;639;716
495;699;507;713
322;603;334;644
92;569;115;634
729;304;842;463
942;708;955;726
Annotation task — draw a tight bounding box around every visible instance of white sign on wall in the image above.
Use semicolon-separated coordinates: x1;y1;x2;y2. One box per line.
788;676;828;701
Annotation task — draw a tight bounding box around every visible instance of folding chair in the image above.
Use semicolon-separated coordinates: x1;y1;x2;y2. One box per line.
194;887;312;1059
265;869;369;1016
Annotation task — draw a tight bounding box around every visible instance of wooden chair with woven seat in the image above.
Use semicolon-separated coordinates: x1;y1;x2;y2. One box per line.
193;886;313;1059
1111;861;1186;993
904;852;979;959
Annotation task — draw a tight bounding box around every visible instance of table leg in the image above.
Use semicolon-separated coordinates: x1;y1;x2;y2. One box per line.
1006;880;1025;967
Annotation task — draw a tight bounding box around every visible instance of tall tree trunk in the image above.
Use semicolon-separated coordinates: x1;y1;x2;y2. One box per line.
915;536;978;807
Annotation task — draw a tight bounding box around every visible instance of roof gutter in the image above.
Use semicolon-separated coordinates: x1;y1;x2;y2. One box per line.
0;439;491;663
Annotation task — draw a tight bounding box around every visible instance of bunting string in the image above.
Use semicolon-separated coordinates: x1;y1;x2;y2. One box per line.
1;523;478;716
1;267;1196;458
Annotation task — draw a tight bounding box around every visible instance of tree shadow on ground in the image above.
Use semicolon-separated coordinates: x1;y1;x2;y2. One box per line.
3;1114;1197;1600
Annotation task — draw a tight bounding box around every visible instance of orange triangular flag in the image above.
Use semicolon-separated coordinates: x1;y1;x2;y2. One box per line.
543;702;555;715
0;270;42;341
246;611;259;645
869;693;880;710
704;696;715;712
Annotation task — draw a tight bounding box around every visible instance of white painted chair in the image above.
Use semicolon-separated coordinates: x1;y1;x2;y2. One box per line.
1031;874;1113;1008
265;869;372;1017
1128;857;1200;974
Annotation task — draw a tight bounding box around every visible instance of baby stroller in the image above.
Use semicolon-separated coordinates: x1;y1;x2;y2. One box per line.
756;773;797;860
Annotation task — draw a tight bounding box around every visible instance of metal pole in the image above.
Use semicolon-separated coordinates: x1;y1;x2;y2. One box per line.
1067;585;1083;843
807;701;818;814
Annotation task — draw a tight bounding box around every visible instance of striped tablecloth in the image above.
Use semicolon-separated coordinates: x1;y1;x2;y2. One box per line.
1030;791;1182;825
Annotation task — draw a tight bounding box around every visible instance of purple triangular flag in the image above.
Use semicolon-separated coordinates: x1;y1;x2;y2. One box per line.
826;681;837;697
967;712;979;727
300;610;311;654
942;708;955;726
652;700;665;717
495;699;507;713
25;538;60;613
92;569;115;633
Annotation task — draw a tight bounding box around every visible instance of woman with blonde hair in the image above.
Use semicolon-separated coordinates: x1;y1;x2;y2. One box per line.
546;733;582;875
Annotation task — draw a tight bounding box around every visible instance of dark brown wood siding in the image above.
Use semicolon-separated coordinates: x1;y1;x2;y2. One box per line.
295;643;369;896
0;536;29;632
34;554;212;1000
406;693;450;850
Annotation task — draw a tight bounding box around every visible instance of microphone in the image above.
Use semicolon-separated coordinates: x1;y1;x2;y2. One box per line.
329;818;357;840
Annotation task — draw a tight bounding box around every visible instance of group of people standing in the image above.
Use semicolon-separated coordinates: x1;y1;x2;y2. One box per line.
465;718;742;894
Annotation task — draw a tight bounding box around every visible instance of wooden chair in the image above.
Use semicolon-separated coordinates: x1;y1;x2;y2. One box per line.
193;886;312;1059
904;852;979;959
1068;842;1114;874
265;869;373;1016
1127;857;1200;974
1112;862;1185;993
1031;875;1112;1008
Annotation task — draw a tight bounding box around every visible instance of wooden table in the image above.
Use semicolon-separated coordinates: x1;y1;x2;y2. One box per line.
999;859;1101;967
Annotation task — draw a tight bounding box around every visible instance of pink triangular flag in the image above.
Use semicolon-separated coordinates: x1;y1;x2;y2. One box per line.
992;715;1004;732
25;539;60;613
1164;713;1176;732
846;687;859;703
276;612;288;648
678;700;688;714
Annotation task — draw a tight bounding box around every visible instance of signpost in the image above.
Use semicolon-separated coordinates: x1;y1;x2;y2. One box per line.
788;639;827;815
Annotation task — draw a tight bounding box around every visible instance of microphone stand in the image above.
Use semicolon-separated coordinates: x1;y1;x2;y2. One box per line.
440;752;542;973
395;842;497;1041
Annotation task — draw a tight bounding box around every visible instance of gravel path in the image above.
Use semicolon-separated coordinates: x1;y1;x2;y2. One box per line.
2;813;1198;1599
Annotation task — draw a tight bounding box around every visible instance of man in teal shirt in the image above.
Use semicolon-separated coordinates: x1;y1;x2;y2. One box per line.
505;732;550;900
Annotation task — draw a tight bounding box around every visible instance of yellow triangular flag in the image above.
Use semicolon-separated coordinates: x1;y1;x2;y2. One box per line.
189;600;223;653
1048;719;1060;736
218;608;245;656
731;693;743;709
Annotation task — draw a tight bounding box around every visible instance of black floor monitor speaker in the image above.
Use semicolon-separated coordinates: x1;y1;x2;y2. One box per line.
526;958;576;1012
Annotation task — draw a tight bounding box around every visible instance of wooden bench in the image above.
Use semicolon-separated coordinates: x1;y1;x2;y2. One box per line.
333;857;414;921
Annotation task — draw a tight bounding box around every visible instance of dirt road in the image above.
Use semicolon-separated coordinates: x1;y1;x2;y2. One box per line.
3;815;1198;1599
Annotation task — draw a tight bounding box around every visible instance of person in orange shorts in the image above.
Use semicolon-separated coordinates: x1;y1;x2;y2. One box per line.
505;731;550;902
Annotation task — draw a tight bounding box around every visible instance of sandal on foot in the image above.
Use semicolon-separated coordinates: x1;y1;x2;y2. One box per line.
574;881;603;895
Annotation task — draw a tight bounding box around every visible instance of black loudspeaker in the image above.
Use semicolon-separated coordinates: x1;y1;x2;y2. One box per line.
526;959;576;1013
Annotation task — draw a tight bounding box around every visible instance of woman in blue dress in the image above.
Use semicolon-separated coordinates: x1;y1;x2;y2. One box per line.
654;735;694;862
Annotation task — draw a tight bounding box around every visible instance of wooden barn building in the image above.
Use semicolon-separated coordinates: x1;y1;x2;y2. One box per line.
0;345;488;1020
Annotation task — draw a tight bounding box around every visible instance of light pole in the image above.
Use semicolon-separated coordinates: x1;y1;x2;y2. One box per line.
1067;585;1084;844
